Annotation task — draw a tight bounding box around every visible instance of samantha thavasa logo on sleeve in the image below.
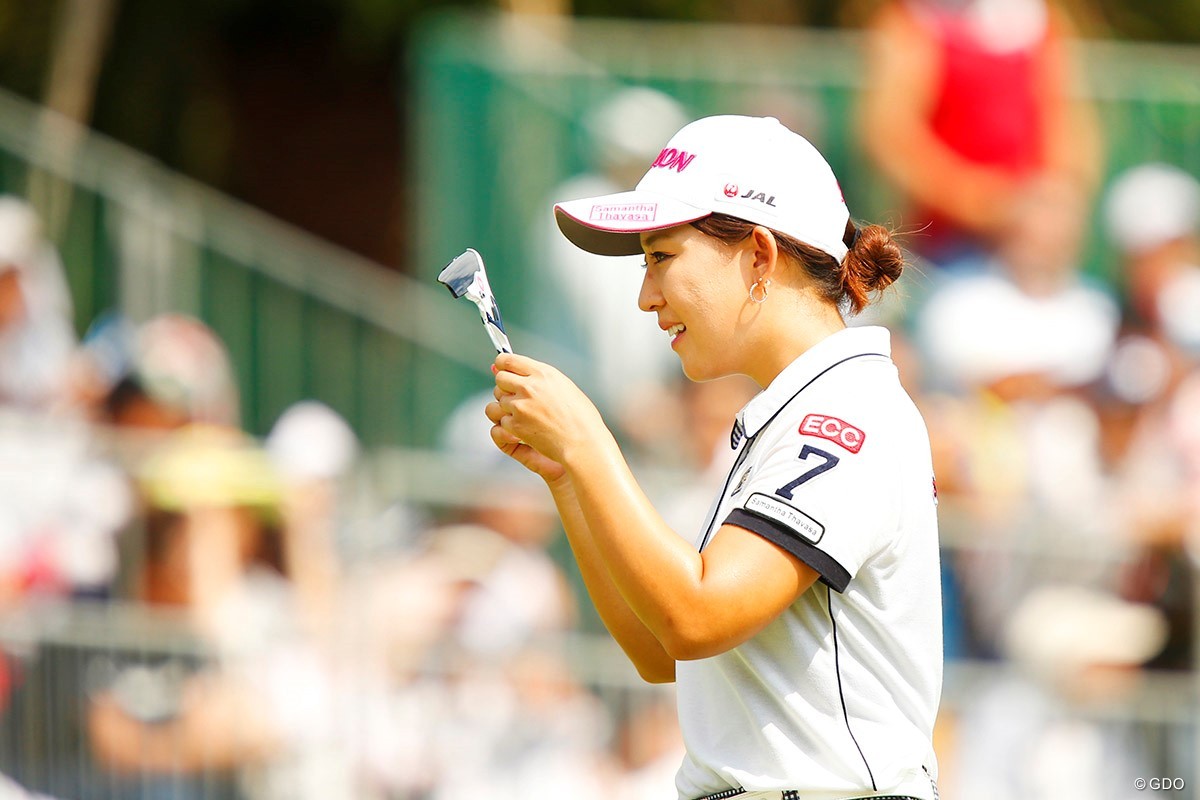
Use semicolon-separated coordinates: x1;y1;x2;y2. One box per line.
744;492;825;544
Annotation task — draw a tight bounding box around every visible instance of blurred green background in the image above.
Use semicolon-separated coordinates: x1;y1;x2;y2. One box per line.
0;0;1198;448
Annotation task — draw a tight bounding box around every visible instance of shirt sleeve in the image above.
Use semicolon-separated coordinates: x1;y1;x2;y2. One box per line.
721;419;896;592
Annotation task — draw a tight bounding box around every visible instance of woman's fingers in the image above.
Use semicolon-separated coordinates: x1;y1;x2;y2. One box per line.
493;368;526;395
485;399;519;437
490;423;520;447
495;353;562;393
494;352;540;376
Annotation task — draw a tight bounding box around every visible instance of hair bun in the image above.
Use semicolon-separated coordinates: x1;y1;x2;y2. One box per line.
840;224;905;314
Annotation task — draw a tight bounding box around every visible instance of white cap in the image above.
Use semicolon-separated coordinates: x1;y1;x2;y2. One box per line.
554;115;851;262
1104;163;1200;254
0;196;45;273
1004;585;1167;679
266;400;359;481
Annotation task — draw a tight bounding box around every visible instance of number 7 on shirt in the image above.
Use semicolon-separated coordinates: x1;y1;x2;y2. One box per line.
776;445;839;500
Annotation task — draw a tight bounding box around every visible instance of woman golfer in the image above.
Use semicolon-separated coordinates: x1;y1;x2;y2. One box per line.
487;115;942;800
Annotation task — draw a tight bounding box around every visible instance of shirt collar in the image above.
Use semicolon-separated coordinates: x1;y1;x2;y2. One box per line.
731;326;892;449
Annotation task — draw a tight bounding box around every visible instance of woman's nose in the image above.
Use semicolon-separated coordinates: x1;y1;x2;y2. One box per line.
638;269;662;313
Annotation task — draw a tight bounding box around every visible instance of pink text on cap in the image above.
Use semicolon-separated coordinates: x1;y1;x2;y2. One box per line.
651;148;696;172
589;203;658;223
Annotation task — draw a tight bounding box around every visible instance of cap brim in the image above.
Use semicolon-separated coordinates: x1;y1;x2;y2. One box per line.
554;191;710;256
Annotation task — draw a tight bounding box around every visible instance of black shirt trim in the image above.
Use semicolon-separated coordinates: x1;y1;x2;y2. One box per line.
725;508;852;592
829;584;878;791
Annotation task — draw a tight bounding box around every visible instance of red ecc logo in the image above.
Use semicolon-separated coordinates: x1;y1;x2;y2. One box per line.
723;183;739;198
800;414;865;454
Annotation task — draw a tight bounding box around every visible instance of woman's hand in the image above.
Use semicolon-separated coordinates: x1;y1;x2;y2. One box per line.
489;353;612;477
485;394;566;486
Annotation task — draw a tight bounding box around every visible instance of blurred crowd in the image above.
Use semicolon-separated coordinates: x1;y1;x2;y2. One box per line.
0;1;1198;798
860;1;1200;795
0;191;683;797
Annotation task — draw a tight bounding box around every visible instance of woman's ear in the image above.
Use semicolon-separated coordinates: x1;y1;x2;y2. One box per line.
749;225;780;283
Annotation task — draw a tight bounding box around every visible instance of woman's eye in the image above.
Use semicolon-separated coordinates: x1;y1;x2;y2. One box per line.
642;252;670;269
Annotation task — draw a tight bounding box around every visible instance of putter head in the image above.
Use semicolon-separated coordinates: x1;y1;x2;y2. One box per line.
437;248;486;299
436;248;513;354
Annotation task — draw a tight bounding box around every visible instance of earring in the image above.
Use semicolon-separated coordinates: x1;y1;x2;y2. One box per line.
749;278;770;304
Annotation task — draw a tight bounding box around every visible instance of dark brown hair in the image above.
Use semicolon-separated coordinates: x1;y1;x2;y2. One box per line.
690;213;905;315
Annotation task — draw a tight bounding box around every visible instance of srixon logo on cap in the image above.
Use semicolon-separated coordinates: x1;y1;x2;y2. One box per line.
652;148;696;173
800;414;865;454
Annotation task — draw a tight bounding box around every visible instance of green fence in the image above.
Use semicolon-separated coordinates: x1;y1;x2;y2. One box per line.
412;11;1200;323
0;90;568;448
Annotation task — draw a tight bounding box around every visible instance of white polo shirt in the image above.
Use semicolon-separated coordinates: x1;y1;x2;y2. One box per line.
674;326;943;800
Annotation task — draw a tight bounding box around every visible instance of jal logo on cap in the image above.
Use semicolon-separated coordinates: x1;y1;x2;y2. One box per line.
738;188;777;207
717;182;778;207
652;148;696;173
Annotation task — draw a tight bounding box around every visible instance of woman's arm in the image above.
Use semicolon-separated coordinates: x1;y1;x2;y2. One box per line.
486;395;675;682
494;354;818;662
548;476;678;682
560;431;818;660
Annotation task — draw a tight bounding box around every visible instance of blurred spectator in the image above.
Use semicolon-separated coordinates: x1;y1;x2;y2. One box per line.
859;0;1102;268
531;87;688;452
0;413;135;605
0;311;240;711
0;305;147;613
1104;162;1200;359
1095;164;1200;671
84;405;451;800
265;400;359;639
914;175;1119;399
429;646;613;800
0;196;77;412
76;311;240;432
657;374;759;539
401;391;613;797
612;692;685;800
85;418;356;795
948;585;1169;800
910;175;1123;662
1095;366;1200;673
436;390;575;653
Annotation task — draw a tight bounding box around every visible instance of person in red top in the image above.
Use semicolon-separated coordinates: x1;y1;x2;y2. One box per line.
859;0;1102;268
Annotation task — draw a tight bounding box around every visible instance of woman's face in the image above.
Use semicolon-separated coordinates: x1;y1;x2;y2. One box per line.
637;223;749;382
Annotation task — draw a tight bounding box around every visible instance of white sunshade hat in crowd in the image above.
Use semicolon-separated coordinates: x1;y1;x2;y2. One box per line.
1104;162;1200;255
554;115;851;262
